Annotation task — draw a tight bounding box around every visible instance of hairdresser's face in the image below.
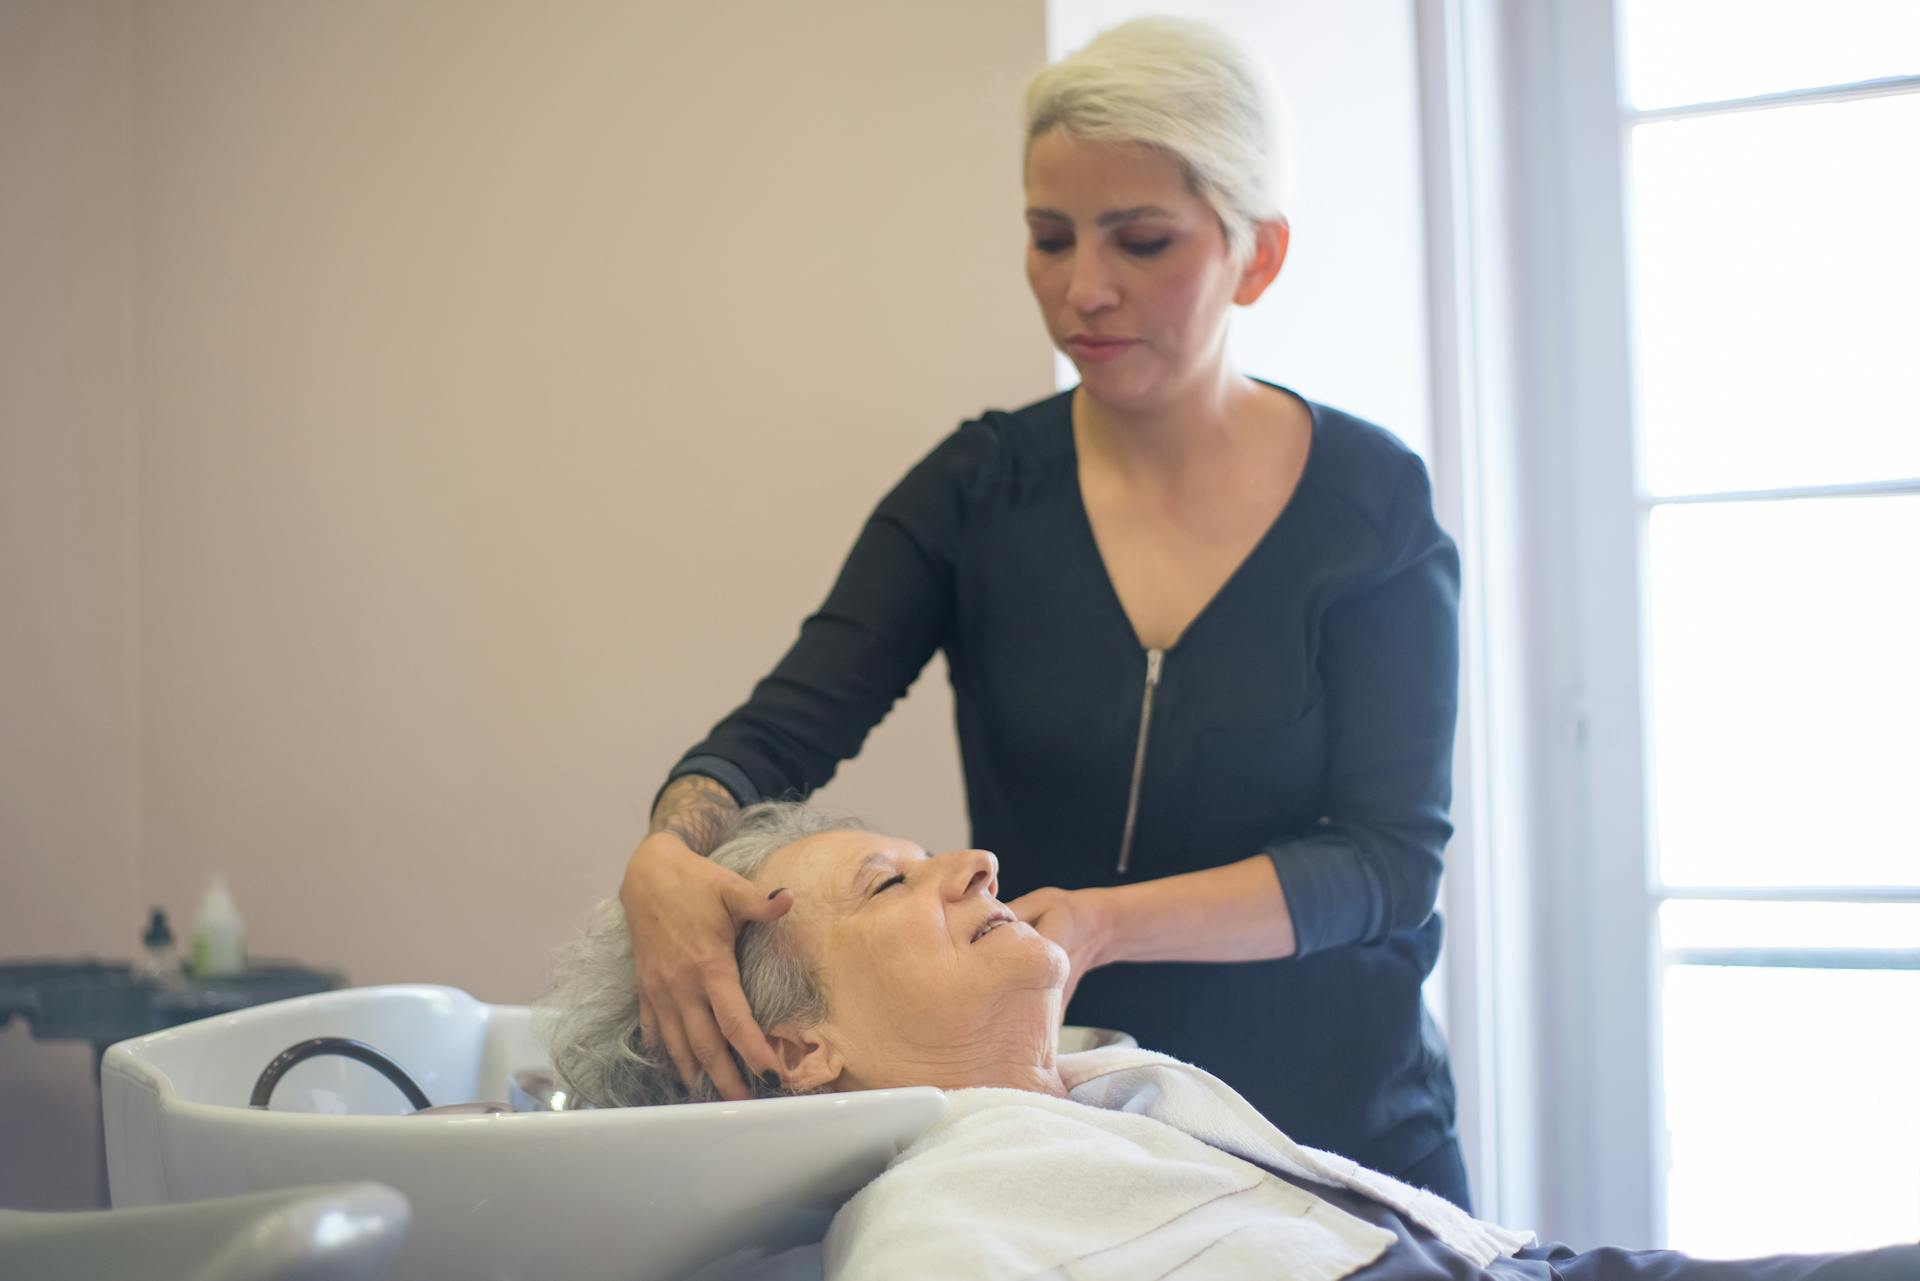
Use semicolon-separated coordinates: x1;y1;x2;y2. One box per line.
756;831;1066;1083
1024;131;1244;413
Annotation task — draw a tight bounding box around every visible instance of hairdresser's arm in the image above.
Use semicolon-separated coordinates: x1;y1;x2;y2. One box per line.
620;776;792;1102
650;773;739;856
1009;858;1295;1007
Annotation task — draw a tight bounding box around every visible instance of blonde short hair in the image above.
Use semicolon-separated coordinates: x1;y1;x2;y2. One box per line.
1023;16;1294;264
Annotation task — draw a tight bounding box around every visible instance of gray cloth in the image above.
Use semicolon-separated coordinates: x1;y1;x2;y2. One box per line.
1277;1168;1919;1281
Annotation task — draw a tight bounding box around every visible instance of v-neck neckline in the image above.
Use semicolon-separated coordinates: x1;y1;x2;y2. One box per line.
1064;379;1321;660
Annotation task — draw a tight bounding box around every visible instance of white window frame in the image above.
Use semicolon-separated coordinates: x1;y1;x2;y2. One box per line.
1535;0;1665;1248
1424;0;1920;1249
1415;0;1556;1235
1421;0;1680;1246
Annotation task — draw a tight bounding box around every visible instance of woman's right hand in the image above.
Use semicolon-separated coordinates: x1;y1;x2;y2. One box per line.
619;831;794;1100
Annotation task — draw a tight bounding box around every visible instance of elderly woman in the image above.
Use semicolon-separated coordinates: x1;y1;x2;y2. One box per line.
623;14;1473;1208
550;804;1917;1281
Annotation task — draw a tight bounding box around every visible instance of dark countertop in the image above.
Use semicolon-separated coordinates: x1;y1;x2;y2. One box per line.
0;959;342;1068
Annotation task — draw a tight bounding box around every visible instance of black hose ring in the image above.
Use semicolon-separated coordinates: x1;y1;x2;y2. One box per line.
249;1036;434;1111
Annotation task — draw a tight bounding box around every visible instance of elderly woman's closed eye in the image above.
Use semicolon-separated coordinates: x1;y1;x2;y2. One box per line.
540;802;1074;1108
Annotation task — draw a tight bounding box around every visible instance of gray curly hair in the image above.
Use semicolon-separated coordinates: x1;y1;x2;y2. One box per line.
537;801;860;1107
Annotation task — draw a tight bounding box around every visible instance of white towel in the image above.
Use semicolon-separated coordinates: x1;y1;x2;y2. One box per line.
824;1047;1533;1281
1059;1046;1536;1266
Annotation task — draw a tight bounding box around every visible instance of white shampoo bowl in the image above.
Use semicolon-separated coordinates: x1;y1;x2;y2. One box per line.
0;1181;408;1281
101;985;947;1281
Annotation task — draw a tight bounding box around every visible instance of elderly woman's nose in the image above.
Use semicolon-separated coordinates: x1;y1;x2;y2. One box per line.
939;848;999;899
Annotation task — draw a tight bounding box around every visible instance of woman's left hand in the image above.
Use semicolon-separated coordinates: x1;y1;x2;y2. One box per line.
1006;886;1111;1015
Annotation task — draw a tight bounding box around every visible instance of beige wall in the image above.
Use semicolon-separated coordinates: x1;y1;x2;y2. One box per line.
130;0;1048;1002
2;0;1048;1207
0;0;143;1210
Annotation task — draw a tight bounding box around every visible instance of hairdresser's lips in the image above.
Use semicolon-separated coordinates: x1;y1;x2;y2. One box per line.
1065;335;1138;364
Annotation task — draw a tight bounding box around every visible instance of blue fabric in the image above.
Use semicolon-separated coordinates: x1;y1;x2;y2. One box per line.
1508;1242;1920;1281
1276;1165;1920;1281
668;383;1462;1179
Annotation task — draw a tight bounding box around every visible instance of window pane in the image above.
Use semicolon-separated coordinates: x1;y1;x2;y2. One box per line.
1630;94;1920;496
1646;497;1920;888
1623;0;1920;110
1661;900;1920;951
1662;964;1920;1256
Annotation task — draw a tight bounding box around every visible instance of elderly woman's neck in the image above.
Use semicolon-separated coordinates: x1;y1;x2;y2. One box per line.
840;1002;1070;1097
866;1040;1067;1097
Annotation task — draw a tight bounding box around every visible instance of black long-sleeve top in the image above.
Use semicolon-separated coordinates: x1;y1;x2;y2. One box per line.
667;383;1463;1179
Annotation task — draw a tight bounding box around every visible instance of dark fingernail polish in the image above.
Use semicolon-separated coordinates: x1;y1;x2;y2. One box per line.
760;1070;781;1089
768;888;787;900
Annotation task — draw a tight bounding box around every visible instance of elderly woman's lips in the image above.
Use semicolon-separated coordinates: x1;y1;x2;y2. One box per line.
971;915;1015;943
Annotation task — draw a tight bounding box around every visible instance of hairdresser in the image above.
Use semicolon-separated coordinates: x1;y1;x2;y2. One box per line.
618;17;1469;1210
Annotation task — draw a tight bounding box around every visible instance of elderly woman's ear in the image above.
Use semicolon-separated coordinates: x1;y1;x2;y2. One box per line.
767;1025;844;1093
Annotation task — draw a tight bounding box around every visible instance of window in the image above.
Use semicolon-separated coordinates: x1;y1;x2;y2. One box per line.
1551;0;1920;1256
1622;0;1920;1254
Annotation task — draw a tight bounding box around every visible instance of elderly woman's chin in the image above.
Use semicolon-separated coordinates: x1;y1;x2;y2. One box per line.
1003;926;1073;1018
968;918;1070;1010
1020;927;1072;991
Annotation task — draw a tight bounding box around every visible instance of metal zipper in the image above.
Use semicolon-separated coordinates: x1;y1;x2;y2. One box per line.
1114;647;1164;875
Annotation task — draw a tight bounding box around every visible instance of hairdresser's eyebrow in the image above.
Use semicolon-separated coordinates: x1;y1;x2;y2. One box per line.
1024;205;1174;227
1097;205;1173;227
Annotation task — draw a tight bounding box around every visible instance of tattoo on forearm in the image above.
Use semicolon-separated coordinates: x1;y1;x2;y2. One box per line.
649;775;739;855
